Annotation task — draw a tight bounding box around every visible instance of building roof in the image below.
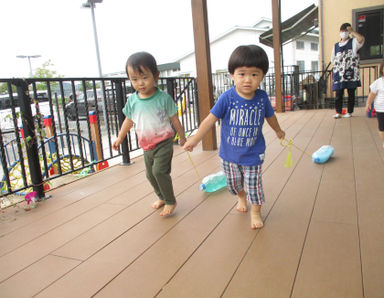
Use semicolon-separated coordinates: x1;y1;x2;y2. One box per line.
259;4;318;47
157;62;180;72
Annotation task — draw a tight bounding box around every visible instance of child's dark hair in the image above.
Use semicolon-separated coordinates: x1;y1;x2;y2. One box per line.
126;52;158;78
228;45;269;75
340;23;351;31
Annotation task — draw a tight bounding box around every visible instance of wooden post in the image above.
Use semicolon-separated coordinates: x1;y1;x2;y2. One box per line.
89;111;109;171
272;0;283;113
89;111;102;161
191;0;217;150
43;115;58;175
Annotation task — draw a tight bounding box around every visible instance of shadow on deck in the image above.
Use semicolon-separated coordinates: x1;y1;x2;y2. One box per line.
0;108;383;297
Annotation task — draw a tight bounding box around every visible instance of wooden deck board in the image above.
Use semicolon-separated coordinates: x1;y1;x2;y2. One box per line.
222;110;331;297
0;203;125;282
351;115;384;297
0;108;383;298
291;115;363;297
0;255;80;298
33;154;223;297
94;190;236;298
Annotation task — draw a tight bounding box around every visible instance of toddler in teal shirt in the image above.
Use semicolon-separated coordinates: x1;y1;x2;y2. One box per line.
113;52;186;216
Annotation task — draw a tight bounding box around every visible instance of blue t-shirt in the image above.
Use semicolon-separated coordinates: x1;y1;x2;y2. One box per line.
210;87;274;166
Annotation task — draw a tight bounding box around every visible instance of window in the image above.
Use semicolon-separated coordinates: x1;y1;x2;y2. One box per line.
311;61;319;71
353;6;384;62
310;42;318;51
297;60;305;71
296;41;305;49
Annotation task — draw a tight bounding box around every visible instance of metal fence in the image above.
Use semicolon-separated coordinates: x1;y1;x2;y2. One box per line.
0;66;379;200
212;65;379;112
0;77;198;198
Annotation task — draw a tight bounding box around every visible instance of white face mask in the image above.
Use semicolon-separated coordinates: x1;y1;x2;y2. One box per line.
340;31;349;40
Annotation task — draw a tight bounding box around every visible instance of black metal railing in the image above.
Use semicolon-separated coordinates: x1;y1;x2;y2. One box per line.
1;66;378;199
212;65;379;112
0;77;199;198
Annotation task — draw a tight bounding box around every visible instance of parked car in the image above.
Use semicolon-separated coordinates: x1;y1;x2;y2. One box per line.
65;89;103;120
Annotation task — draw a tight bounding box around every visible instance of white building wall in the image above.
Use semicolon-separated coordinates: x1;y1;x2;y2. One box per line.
209;30;274;74
289;36;320;71
179;55;195;77
177;25;319;77
179;29;275;77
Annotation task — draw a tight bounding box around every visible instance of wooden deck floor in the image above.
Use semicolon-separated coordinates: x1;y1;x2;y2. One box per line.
0;107;383;298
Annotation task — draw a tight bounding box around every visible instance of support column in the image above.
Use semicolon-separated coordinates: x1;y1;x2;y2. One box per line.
191;0;217;150
272;0;283;113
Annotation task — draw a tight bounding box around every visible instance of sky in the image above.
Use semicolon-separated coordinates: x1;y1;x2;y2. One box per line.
0;0;317;78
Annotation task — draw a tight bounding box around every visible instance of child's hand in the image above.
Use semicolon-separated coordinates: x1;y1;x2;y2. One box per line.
276;130;285;140
112;138;122;151
179;136;187;147
183;139;197;152
366;103;371;113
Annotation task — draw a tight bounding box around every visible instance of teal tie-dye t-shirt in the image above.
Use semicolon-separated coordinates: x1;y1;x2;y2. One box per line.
122;88;178;150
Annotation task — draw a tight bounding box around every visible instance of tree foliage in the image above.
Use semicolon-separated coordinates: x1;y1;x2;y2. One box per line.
0;83;16;94
79;81;94;92
33;60;60;79
32;60;62;91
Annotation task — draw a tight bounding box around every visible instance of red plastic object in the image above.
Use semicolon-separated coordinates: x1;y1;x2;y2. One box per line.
284;95;292;111
89;111;97;124
43;116;52;127
49;167;55;176
43;182;50;191
367;105;377;118
97;161;109;171
341;109;346;115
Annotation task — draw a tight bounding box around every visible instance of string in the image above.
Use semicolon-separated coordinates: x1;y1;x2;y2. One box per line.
280;138;312;168
281;138;293;168
186;151;202;180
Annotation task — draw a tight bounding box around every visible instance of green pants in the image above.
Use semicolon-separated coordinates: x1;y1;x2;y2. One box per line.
143;138;176;205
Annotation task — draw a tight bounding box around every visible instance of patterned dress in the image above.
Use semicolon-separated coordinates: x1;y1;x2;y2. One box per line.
332;38;361;91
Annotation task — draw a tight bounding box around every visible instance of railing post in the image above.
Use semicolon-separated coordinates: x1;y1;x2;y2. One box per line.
292;65;300;109
113;79;131;165
166;78;178;140
14;79;45;198
0;128;11;193
193;79;200;126
166;78;175;99
89;111;109;171
43;115;58;175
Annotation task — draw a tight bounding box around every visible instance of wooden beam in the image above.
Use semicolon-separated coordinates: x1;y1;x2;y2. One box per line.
272;0;283;113
191;0;217;150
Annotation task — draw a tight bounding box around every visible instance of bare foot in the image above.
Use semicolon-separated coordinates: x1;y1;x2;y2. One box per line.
236;190;248;212
160;203;177;216
152;199;165;209
250;204;264;229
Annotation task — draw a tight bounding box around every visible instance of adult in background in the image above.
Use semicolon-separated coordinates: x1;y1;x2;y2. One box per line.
331;22;365;119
